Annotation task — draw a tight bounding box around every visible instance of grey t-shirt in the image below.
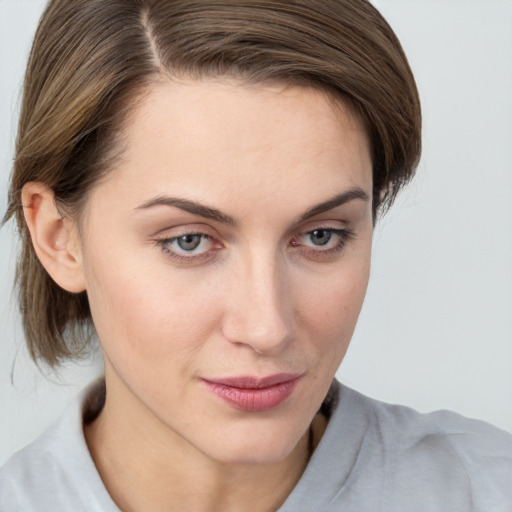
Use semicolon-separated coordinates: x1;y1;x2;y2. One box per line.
1;379;511;511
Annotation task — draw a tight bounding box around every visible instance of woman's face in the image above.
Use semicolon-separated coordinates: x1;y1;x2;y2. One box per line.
78;79;373;464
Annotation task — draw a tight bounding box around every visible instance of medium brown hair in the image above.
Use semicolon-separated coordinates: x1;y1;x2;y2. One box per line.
4;0;421;366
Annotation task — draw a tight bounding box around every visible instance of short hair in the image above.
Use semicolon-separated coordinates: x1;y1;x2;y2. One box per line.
3;0;421;367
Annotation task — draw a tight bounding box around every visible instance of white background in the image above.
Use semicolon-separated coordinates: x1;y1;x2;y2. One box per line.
1;0;511;465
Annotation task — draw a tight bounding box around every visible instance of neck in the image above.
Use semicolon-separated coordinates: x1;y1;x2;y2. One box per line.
84;376;324;512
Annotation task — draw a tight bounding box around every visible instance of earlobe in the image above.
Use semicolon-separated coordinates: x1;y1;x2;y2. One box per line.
21;182;86;293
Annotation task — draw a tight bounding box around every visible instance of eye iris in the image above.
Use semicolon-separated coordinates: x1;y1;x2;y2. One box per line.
177;234;202;251
310;229;332;246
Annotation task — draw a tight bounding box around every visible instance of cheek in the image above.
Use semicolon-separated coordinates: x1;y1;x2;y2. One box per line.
82;225;371;378
297;247;371;356
82;244;221;370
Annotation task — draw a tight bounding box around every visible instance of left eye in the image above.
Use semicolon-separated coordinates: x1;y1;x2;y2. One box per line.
293;228;353;251
308;229;334;246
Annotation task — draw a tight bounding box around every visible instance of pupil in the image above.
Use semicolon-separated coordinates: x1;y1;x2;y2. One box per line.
311;229;331;246
177;235;201;251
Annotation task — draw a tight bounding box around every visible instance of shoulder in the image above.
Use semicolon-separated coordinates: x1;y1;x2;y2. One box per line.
341;384;512;511
0;380;118;512
284;382;511;512
360;385;512;446
362;388;512;467
0;442;59;511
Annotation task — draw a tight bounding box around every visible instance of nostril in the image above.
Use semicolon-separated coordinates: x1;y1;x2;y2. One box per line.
222;260;294;353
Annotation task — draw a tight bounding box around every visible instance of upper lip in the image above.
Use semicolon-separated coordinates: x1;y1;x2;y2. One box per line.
202;373;302;389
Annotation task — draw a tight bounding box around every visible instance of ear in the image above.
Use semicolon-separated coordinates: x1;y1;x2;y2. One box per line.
22;182;86;293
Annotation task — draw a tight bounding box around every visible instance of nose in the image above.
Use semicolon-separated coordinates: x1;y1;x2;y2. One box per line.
221;251;295;355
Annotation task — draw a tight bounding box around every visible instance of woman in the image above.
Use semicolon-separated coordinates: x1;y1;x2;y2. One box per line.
0;1;510;511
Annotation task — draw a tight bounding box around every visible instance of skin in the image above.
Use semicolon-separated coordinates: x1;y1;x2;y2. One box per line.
23;79;373;512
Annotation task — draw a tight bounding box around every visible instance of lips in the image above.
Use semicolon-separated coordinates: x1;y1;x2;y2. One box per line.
202;373;302;412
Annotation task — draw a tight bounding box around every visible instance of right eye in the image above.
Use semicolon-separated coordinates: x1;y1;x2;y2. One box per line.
173;234;208;252
156;232;219;262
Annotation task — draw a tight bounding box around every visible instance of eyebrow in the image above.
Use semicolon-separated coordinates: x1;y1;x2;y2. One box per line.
135;196;237;226
299;187;369;221
135;187;368;226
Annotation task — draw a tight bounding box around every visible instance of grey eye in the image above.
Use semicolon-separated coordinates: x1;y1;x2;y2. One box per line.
177;234;202;251
309;229;332;246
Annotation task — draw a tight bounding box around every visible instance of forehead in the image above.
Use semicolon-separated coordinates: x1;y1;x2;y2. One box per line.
87;79;372;219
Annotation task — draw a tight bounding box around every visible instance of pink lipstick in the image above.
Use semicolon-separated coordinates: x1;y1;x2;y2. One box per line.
202;374;302;412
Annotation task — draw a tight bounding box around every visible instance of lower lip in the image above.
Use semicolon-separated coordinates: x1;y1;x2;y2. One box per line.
202;377;301;412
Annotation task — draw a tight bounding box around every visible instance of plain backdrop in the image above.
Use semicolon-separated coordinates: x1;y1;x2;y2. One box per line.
1;0;511;465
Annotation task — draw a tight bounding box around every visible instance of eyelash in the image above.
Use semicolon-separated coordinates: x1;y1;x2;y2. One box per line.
155;226;355;264
156;231;215;263
291;227;355;260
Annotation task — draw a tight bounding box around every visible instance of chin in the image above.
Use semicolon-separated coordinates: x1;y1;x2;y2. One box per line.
213;445;296;467
203;424;306;466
